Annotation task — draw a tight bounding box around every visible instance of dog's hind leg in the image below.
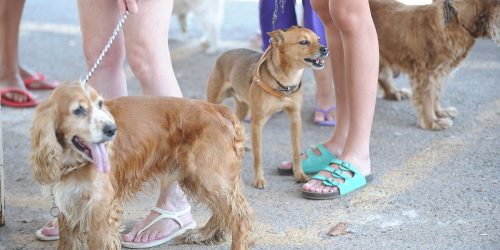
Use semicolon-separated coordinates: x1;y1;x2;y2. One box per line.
196;0;224;54
234;100;249;120
433;74;458;119
206;68;232;104
181;161;253;249
410;73;453;130
378;62;411;101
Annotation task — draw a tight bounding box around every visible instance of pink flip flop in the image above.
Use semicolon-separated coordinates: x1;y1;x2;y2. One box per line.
313;106;336;126
0;87;38;108
24;72;59;90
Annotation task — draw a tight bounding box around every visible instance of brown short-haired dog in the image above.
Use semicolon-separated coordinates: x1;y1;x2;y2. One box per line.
30;83;253;250
206;26;329;188
371;0;500;130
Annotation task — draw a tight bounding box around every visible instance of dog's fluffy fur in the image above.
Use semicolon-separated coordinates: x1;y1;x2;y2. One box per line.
206;26;328;188
30;83;253;250
173;0;224;53
371;0;500;130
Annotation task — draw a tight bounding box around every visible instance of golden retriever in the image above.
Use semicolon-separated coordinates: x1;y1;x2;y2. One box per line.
206;26;329;188
30;82;253;250
371;0;500;130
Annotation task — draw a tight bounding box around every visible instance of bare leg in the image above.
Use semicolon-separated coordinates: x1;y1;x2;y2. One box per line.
303;0;378;193
313;61;337;124
38;0;193;244
123;0;182;97
0;0;31;103
118;0;191;243
77;0;127;99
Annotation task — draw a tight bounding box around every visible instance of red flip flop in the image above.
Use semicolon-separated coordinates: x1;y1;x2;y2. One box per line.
0;87;38;108
24;72;59;90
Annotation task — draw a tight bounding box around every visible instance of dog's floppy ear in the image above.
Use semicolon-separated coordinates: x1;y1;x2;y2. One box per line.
267;29;285;46
30;99;63;185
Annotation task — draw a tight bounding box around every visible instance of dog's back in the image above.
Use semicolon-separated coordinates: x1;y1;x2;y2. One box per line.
206;48;261;104
370;0;476;71
105;96;245;181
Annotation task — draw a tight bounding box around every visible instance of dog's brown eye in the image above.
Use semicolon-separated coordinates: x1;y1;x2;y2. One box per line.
299;40;309;45
73;106;87;117
98;100;103;109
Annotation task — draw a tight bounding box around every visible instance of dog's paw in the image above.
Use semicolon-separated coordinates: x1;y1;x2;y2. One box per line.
252;178;266;189
398;88;412;100
294;172;310;183
184;229;227;245
436;107;458;119
384;88;412;101
420;117;453;130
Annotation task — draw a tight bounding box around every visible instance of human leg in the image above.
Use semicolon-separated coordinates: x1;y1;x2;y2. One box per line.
277;0;341;171
119;0;192;244
303;0;378;195
0;0;32;104
123;0;181;97
303;0;337;126
77;0;127;99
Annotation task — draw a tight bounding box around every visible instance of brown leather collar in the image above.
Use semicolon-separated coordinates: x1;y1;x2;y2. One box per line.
252;45;302;98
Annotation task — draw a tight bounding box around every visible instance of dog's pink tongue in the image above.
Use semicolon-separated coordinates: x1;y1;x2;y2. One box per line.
90;143;110;173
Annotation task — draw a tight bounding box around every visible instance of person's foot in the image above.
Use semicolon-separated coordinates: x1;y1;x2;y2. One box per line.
36;218;60;241
302;155;371;194
122;205;194;244
19;66;58;90
0;76;31;103
313;105;336;126
278;144;340;172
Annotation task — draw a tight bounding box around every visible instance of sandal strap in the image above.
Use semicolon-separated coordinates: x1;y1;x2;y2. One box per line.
314;106;336;115
136;205;191;236
303;144;335;166
310;159;367;195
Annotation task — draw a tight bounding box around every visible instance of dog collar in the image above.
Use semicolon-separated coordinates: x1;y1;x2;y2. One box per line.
253;46;302;98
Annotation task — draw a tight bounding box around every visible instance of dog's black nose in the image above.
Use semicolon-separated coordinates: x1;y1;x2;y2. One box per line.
103;124;117;138
320;46;329;55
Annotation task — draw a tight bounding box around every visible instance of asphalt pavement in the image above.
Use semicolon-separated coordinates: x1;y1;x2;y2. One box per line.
0;0;499;249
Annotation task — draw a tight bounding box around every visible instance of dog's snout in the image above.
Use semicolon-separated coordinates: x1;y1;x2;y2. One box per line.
103;124;117;138
320;46;329;55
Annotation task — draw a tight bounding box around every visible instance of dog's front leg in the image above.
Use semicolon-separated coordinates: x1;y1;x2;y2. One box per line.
87;198;122;250
251;111;266;189
285;107;309;183
58;215;83;250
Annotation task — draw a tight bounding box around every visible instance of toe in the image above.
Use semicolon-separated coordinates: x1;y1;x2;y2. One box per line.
149;231;159;242
122;232;135;242
41;226;58;236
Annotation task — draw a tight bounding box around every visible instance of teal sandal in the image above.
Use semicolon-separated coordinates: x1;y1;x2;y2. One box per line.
301;158;373;200
277;144;336;175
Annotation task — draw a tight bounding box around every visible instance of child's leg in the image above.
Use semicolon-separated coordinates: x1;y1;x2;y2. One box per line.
304;0;378;194
303;0;336;125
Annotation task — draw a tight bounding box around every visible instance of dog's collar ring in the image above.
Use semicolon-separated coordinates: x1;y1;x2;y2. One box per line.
50;206;60;218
